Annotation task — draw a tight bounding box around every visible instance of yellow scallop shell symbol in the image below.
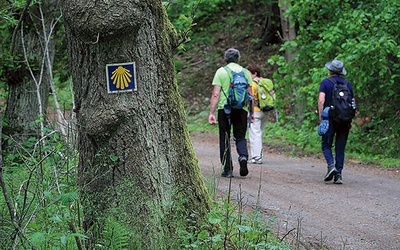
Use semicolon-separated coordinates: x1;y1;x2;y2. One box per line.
111;66;132;89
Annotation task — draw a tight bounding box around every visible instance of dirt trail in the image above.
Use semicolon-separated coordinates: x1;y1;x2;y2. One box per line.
190;132;400;250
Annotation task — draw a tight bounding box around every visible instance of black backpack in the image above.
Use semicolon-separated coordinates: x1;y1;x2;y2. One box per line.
328;78;355;122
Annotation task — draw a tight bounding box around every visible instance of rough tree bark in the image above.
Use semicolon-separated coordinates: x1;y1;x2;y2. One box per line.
4;0;60;143
61;0;211;248
279;0;296;62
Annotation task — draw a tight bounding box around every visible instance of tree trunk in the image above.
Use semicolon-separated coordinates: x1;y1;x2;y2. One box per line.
61;0;211;249
279;0;296;62
4;1;60;143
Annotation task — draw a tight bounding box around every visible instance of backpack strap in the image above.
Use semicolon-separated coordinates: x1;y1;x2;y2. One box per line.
327;77;349;86
223;66;233;84
327;77;337;85
221;66;232;101
224;66;245;83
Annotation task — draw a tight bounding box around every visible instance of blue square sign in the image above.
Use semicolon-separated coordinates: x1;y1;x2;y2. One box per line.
106;62;137;93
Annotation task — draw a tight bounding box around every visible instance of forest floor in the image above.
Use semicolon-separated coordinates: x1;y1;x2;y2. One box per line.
190;131;400;250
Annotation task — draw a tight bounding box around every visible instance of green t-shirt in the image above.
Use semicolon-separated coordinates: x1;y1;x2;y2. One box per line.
212;63;252;110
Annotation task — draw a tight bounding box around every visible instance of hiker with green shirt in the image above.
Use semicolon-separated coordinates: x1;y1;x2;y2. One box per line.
208;48;253;178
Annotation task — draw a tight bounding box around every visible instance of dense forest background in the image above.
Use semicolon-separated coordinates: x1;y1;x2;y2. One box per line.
167;0;400;166
1;0;399;164
0;0;399;249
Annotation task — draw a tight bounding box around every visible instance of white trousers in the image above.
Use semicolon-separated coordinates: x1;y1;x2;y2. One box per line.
249;111;268;159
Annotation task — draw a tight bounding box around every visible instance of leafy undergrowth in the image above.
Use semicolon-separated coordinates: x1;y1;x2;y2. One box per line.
178;192;291;250
0;124;291;249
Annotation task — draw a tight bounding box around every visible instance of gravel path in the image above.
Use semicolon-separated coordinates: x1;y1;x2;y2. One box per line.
191;132;400;250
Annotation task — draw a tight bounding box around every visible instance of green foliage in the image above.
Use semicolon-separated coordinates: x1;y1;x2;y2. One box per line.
166;0;248;49
0;1;16;101
96;217;130;250
48;77;74;111
272;0;400;161
0;129;84;249
177;196;291;249
0;0;22;83
1;0;400;248
166;0;235;30
0;0;69;112
263;121;320;156
263;122;400;168
186;108;218;133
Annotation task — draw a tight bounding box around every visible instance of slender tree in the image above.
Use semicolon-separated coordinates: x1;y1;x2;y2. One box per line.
279;0;296;61
3;0;63;144
61;0;211;248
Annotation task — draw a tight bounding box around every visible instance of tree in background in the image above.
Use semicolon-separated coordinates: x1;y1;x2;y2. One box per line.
62;0;211;248
271;0;400;156
278;0;296;62
1;0;67;145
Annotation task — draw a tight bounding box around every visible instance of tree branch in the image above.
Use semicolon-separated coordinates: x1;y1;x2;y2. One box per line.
0;113;26;246
10;0;33;55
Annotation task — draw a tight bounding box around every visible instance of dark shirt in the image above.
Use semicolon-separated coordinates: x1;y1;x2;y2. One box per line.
319;76;354;108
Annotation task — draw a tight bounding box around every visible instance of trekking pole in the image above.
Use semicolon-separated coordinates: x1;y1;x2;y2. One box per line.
248;98;253;128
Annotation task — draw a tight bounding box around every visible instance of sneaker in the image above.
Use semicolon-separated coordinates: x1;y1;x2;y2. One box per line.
334;173;343;184
248;157;262;164
221;171;233;178
239;156;249;176
324;164;338;181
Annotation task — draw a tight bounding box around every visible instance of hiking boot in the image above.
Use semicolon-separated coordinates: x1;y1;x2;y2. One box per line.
221;170;233;178
248;157;262;164
239;156;249;176
334;173;343;184
324;164;338;181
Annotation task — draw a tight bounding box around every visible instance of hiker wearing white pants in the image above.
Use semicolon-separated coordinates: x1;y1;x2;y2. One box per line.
247;64;275;164
249;111;268;163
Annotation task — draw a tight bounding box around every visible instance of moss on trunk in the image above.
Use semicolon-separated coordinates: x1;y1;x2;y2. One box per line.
62;0;210;248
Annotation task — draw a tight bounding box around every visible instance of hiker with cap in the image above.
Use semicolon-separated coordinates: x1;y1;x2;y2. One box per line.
208;48;253;178
318;59;356;184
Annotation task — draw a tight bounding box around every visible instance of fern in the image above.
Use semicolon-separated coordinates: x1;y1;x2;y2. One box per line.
57;191;79;205
97;217;130;250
